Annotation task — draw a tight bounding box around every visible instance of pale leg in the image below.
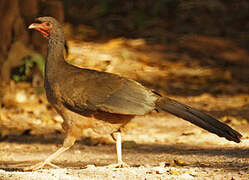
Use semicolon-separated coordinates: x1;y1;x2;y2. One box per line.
108;132;129;168
24;135;76;171
116;132;123;164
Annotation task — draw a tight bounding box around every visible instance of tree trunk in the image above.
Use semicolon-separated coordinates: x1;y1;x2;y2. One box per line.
0;0;64;85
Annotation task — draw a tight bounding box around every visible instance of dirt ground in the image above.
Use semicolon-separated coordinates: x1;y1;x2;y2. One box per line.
0;37;249;179
0;114;248;179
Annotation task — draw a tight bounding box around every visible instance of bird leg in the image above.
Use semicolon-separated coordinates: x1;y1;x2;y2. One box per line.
116;132;123;164
108;132;129;168
23;135;76;171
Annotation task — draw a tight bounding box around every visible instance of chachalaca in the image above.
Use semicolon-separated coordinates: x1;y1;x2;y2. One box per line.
25;17;242;170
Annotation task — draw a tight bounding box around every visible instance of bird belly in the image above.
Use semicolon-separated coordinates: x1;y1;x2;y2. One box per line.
91;111;134;135
59;105;134;138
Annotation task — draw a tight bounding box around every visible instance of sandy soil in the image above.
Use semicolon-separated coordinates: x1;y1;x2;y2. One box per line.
0;113;248;180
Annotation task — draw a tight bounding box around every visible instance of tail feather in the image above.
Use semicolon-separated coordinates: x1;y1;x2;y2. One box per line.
156;97;242;143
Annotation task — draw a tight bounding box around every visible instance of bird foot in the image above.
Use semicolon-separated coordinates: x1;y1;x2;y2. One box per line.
23;161;60;171
106;161;130;168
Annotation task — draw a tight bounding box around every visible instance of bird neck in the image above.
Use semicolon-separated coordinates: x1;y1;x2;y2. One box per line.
47;35;65;62
45;35;67;81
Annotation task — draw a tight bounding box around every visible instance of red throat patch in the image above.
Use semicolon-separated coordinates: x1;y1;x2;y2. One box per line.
36;28;49;36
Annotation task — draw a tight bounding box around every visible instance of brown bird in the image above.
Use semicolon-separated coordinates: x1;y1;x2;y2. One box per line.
26;17;242;170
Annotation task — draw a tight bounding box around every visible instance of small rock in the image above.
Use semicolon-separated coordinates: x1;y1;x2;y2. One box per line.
173;159;189;166
159;162;170;167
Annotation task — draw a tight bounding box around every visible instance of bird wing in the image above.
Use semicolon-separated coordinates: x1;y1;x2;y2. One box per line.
92;77;158;115
60;69;158;115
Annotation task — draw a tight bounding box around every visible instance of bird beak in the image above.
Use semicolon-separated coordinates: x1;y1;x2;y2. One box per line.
28;23;49;37
28;23;42;29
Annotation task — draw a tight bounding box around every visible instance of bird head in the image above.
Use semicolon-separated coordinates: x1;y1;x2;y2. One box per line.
28;16;63;39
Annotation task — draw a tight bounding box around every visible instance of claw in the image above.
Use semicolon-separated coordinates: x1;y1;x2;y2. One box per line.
47;162;60;169
23;161;60;171
23;145;72;171
106;161;130;168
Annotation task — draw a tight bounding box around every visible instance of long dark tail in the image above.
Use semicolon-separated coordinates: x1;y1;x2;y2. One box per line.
156;97;242;143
